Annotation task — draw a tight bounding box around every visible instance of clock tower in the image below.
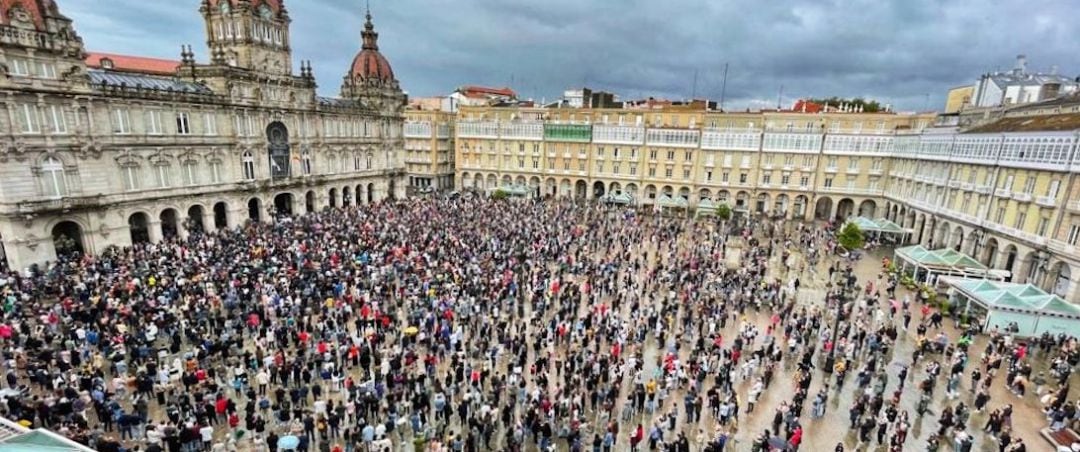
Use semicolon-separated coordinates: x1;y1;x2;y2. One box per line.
199;0;293;76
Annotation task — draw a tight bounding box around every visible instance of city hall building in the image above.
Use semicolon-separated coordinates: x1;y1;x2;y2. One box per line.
0;0;407;270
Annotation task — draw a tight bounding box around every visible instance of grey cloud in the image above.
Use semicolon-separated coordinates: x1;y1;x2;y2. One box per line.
62;0;1079;111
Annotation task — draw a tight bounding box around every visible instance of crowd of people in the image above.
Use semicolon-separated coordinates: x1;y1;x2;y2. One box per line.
0;194;1074;452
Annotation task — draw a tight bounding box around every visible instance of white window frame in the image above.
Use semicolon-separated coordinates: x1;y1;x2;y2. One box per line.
146;110;163;135
41;157;67;198
176;112;191;135
242;151;256;180
204;113;218;136
20;104;39;134
47;105;66;134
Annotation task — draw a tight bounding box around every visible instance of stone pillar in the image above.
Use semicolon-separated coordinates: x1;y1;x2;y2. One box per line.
203;210;216;232
177;220;189;240
227;207;242;229
148;220;163;243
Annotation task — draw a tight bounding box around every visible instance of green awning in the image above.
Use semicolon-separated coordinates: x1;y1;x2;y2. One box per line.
847;216;909;234
656;194;689;209
947;278;1080;318
895;245;987;271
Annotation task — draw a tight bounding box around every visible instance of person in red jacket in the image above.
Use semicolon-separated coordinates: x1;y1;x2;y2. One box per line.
789;425;803;450
630;424;644;451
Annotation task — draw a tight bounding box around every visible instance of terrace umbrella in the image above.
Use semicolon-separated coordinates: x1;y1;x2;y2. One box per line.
277;435;300;450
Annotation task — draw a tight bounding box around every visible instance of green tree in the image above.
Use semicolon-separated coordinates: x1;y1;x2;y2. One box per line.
491;189;509;200
837;222;865;251
716;203;732;222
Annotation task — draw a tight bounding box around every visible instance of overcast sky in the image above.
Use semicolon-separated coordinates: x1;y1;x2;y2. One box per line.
63;0;1077;112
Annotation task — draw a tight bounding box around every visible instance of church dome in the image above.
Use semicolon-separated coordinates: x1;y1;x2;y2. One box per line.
348;11;394;82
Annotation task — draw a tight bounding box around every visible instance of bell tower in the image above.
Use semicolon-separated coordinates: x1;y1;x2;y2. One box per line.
199;0;293;76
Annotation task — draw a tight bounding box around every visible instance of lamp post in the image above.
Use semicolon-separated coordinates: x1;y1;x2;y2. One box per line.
823;267;854;374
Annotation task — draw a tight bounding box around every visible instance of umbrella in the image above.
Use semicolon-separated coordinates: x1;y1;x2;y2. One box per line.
277;435;300;450
403;326;419;335
767;436;792;451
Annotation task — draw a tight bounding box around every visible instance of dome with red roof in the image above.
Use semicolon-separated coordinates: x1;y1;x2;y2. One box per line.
348;11;394;83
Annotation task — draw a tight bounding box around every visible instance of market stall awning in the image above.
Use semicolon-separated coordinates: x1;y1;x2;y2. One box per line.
656;194;688;209
600;192;634;205
895;245;987;271
947;278;1080;318
490;184;531;197
696;198;718;216
847;216;910;235
0;417;96;452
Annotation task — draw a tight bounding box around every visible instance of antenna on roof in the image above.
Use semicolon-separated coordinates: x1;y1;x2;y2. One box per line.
719;62;729;112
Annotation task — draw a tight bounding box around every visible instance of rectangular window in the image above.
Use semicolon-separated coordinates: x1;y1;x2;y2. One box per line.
204;113;218;136
683;169;691;180
648;167;656;177
1068;224;1080;246
122;166;139;191
848;157;859;170
781;175;790;186
800;176;809;187
665;168;673;178
146;110;163;135
739;173;747;184
995;207;1006;223
630;165;637;175
666;150;674;161
722;172;729;183
706;171;713;182
1014;212;1026;230
762;173;771;185
155;165;171;188
824;177;833;188
183;162;198;186
10;58;29;76
19;104;39;134
1047;180;1061;198
1037;217;1050;236
1023;176;1036;194
47;105;66;134
176;112;191;135
37;62;56;79
684;151;692;162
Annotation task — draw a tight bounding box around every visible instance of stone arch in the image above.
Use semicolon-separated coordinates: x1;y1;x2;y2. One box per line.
698;188;712;200
461;172;472;189
662;185;674;196
560;179;571;197
486;174;497;188
274;192;294;217
305;191;316;213
1001;244;1019;281
736;191;749;211
515;176;526;186
129;212;151;244
775;194;789;215
187;204;206;233
625;183;638;198
1050;261;1072;298
502;175;513;186
814;196;833;221
644;184;657;202
367;183;375;203
836;198;855;220
545;178;557;197
677;187;690;201
793;195;808;218
950;225;965;251
355;185;364;204
342;186;352;206
755;192;770;213
609;181;622;195
717;190;730;204
934;220;951;249
160;208;180;239
328;187;338;208
592;180;606;198
51;220;84;259
915;213;926;244
247;198;262;222
858;199;877;218
981;237;999;267
1018;250;1041;284
575;180;588;199
213;202;228;229
529;176;541;197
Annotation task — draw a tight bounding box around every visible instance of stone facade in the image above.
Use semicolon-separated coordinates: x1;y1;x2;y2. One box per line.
0;0;407;270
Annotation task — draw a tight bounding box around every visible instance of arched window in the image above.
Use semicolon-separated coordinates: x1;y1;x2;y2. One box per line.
242;151;255;180
354;153;362;171
41;157;67;197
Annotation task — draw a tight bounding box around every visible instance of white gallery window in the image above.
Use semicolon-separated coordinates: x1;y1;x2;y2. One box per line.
10;58;28;76
41;157;67;197
242;151;256;180
301;150;312;175
37;62;56;79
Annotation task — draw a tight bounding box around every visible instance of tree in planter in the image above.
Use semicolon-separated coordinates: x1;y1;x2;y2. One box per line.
716;203;732;223
836;222;865;251
491;189;509;200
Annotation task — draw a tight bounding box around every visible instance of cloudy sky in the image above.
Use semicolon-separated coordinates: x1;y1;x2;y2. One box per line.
63;0;1077;111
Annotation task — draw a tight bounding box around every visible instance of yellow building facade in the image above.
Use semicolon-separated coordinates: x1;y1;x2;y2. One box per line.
454;104;1080;302
403;110;456;190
